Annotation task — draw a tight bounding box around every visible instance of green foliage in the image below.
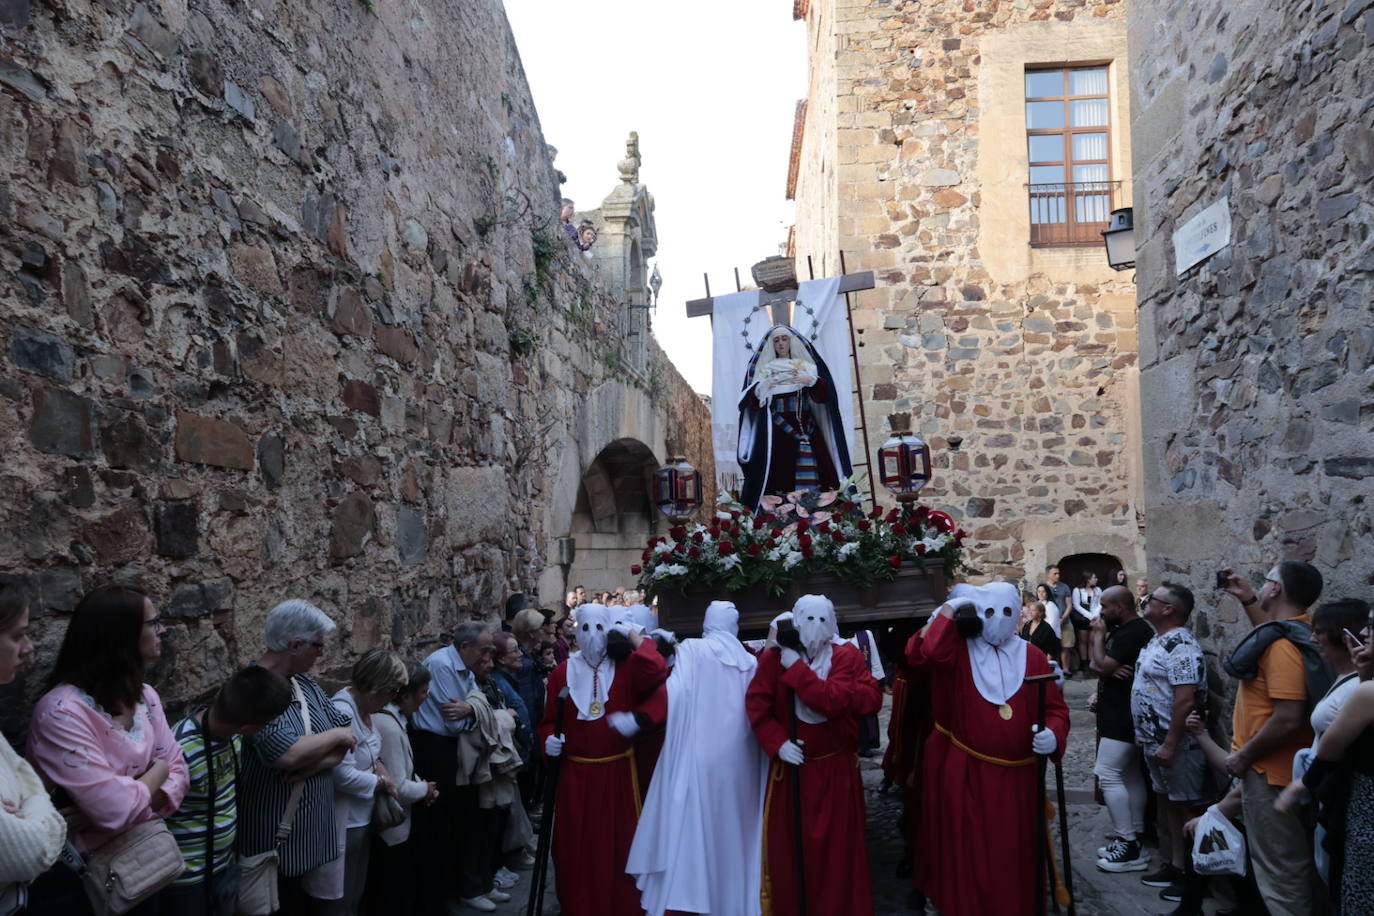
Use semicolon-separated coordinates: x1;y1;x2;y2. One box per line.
521;272;542;306
501;92;514;114
509;326;540;358
481;154;499;180
474;214;497;237
531;227;557;276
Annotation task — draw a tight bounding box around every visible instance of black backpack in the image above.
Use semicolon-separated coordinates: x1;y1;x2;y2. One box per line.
1223;618;1335;711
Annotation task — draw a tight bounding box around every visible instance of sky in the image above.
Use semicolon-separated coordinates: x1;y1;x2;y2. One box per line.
503;1;807;394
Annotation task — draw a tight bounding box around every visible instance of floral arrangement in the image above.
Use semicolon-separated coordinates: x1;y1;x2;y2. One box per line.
632;487;967;597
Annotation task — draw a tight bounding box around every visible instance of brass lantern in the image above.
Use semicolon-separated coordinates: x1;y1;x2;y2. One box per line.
878;413;932;503
653;455;702;524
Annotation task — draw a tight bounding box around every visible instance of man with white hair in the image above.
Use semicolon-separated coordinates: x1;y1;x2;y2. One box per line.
238;600;357;911
907;582;1071;916
539;603;669;915
627;601;769;916
745;594;882;915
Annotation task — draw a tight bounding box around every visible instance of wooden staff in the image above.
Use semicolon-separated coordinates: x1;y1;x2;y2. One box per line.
527;687;568;916
787;686;808;916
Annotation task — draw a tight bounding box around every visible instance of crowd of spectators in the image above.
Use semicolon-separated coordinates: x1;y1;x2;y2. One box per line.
0;578;582;915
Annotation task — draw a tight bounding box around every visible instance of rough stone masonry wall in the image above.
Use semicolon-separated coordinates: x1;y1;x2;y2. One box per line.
1129;0;1374;655
792;0;1144;583
0;0;708;711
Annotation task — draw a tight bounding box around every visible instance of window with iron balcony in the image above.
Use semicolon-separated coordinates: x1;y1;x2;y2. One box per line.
1024;65;1120;248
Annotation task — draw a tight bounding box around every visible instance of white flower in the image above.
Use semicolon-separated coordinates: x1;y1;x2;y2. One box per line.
919;534;950;553
652;563;689;579
716;511;733;521
653;540;677;556
718;554;741;571
838;542;859;558
784;551;804;569
767;548;784;562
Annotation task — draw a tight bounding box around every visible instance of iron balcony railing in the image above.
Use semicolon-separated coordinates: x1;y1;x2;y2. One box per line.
1027;180;1122;248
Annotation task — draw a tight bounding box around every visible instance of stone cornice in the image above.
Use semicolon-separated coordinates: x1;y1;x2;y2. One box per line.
786;99;807;201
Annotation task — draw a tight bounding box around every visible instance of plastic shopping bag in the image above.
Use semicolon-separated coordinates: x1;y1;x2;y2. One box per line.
1192;804;1247;876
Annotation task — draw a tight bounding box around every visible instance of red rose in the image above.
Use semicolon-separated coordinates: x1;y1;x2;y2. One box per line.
692;531;704;543
718;542;735;556
801;547;814;559
670;525;686;540
841;501;856;512
831;529;845;543
869;507;884;520
674;542;686;553
798;534;813;549
816;521;830;534
893;523;907;536
689;547;701;558
641;549;651;562
771;528;784;539
857;519;871;532
889;555;902;569
747;543;762;555
915;543;928;555
753;516;766;530
765;538;777;549
955;528;968;540
730;526;742;538
709;525;720;536
886;508;900;523
796;519;810;533
730;510;741;520
631;564;642;575
915;505;930;520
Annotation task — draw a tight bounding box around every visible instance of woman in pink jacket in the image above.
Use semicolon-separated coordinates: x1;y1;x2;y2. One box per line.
26;584;190;915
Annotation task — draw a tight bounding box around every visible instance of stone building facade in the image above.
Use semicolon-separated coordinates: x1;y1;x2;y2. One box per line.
788;0;1145;585
1128;0;1374;653
0;0;709;709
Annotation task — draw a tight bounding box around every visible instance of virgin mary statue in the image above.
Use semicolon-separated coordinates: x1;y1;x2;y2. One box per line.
737;325;852;510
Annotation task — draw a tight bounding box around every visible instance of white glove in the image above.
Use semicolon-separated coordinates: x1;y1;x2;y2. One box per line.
1031;725;1057;756
544;733;565;757
778;740;805;765
607;711;640;738
942;596;976;614
1047;660;1065;689
779;647;802;669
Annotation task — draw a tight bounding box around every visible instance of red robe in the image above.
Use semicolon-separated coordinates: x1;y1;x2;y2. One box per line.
746;644;882;916
539;641;669;916
908;616;1070;916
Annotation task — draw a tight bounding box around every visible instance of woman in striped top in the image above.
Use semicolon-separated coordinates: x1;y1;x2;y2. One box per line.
162;667;291;916
235;600;356;913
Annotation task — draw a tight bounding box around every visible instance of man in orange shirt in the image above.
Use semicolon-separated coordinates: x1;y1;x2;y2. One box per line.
1221;561;1325;916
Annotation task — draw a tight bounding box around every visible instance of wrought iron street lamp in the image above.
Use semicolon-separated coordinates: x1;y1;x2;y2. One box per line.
1102;207;1136;271
653;455;702;524
877;413;932;505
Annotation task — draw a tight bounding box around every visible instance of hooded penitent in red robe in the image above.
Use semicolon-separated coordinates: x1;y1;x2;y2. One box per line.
539;637;668;916
746;642;882;916
908;613;1070;916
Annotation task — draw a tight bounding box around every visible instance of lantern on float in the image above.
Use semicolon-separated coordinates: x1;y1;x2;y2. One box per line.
653;455;702;524
878;413;932;504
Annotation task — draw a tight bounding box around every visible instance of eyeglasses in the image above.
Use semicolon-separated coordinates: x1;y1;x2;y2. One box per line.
1144;596;1175;610
143;616;164;630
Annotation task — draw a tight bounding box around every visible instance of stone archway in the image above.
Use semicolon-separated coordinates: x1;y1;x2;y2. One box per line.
564;438;660;595
1056;551;1125;594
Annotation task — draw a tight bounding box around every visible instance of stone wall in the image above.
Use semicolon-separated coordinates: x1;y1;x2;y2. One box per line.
0;0;709;711
1128;0;1374;654
790;0;1145;584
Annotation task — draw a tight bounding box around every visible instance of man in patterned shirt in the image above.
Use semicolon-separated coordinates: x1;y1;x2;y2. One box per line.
163;667;292;916
1130;581;1207;903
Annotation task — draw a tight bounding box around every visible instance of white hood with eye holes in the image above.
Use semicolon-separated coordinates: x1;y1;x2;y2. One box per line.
567;603;616;720
949;582;1028;706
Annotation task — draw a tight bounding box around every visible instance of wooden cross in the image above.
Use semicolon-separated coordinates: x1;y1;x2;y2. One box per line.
684;257;874;326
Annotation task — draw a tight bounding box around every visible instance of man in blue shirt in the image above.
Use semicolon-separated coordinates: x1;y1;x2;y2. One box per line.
409;623;500;912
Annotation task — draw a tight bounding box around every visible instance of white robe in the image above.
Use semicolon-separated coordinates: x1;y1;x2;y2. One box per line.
626;635;768;916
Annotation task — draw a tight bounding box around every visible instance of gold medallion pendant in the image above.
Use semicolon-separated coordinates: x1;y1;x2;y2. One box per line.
589;700;603;717
998;703;1014;721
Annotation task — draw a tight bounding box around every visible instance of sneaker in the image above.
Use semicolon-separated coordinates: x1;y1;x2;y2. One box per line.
494;866;520;888
485;889;512;903
1096;837;1124;858
1141;863;1184;887
459;898;496;913
515;850;537;869
1158;880;1185;902
1096;838;1148;872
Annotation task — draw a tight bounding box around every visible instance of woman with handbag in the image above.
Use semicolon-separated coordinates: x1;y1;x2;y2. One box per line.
26;584;190;916
0;577;65;915
320;650;408;916
362;662;439;916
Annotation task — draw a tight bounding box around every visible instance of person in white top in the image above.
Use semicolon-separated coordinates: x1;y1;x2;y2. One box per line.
1071;572;1104;674
0;577;65;914
1275;599;1369;885
321;650;407;916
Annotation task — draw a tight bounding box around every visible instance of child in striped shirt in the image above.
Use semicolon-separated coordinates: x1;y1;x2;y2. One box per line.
163;667;292;916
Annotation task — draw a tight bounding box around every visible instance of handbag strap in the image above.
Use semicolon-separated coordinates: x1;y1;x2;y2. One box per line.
199;708;217;911
274;679;313;845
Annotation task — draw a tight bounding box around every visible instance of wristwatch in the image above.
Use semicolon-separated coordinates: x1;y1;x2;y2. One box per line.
1240;595;1258;606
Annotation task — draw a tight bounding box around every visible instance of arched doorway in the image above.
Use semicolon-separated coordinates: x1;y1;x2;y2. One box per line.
1055;552;1126;594
565;438;660;596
